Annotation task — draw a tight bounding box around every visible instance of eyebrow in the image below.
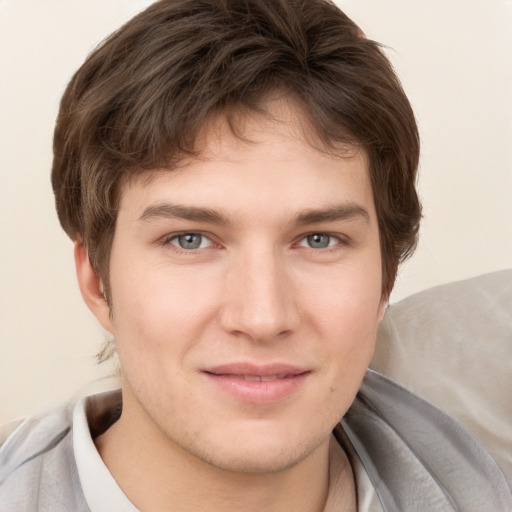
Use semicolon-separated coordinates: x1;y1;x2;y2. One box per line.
294;203;370;225
138;204;230;224
138;202;370;226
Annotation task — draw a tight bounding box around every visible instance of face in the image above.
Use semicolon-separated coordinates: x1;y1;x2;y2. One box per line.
96;100;385;473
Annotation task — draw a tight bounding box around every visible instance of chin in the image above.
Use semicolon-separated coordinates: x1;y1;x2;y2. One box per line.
199;443;315;474
179;422;329;474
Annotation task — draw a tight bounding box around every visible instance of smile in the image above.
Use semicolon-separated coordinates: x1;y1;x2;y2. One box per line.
202;363;310;403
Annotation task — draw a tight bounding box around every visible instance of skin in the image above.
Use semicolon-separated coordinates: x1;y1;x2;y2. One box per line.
76;99;385;512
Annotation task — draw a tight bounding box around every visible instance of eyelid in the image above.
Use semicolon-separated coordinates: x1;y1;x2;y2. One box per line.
157;230;350;251
295;232;350;248
160;231;218;251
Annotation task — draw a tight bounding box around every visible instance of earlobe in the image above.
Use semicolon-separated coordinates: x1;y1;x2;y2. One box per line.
74;242;114;334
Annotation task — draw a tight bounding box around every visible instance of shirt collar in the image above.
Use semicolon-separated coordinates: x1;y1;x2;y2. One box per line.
73;390;138;512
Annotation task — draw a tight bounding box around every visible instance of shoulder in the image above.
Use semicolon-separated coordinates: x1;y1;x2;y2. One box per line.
0;418;26;447
0;402;87;512
0;402;73;477
372;270;512;481
340;369;512;512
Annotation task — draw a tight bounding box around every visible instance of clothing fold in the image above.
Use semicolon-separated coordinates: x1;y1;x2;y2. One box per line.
341;369;512;511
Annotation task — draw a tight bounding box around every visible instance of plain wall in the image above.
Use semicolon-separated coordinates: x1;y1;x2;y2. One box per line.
1;0;511;423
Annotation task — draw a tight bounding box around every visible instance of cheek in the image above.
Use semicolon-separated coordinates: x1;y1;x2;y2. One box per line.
305;266;382;396
305;261;382;335
324;295;379;378
109;260;222;359
315;309;378;425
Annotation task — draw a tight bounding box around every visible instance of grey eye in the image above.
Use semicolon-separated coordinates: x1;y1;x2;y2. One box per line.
177;233;203;249
306;233;331;249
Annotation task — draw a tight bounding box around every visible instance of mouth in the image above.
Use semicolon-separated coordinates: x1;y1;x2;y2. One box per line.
230;374;293;382
202;363;310;403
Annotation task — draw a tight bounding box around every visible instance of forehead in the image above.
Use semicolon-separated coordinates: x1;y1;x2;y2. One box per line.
194;96;359;159
120;98;373;217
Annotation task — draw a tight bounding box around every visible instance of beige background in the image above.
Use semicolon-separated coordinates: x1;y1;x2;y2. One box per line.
1;0;511;423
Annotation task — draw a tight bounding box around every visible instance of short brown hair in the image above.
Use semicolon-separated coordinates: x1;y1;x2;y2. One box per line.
52;0;421;300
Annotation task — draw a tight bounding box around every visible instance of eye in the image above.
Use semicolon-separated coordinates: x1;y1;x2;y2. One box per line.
299;233;338;249
168;233;213;250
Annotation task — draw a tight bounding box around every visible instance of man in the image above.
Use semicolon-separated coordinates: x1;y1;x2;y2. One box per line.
0;1;510;510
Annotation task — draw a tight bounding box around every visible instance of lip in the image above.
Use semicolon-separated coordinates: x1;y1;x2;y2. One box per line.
202;363;310;404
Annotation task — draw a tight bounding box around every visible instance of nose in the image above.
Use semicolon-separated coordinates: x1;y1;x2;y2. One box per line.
219;247;300;343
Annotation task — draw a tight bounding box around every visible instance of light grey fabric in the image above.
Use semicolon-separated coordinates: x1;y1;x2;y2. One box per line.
341;370;512;512
371;269;512;486
0;404;89;512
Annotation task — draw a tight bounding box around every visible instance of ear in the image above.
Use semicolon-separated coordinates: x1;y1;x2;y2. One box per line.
74;242;114;334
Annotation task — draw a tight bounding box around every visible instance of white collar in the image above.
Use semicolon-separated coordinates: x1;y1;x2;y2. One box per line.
73;391;139;512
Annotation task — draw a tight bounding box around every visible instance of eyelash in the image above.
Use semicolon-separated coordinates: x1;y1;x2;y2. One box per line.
159;231;349;253
296;233;348;251
160;232;216;252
